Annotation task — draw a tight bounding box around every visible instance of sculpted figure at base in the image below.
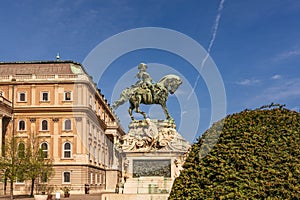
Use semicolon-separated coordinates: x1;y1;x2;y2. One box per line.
112;63;182;122
120;119;190;152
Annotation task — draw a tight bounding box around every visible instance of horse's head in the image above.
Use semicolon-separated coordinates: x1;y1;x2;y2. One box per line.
158;75;182;94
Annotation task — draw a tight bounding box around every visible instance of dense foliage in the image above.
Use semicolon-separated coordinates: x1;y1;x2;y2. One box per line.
169;106;300;199
0;138;53;197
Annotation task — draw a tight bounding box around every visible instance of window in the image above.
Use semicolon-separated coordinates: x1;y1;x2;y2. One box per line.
19;92;26;102
18;142;25;158
64;91;72;101
41;92;49;101
63;142;71;158
64;119;71;130
18;120;26;131
89;95;92;106
101;174;105;184
41;120;48;131
98;149;100;163
89;123;92;134
88;144;92;161
41;142;48;159
93;128;97;139
16;174;25;184
63;172;71;183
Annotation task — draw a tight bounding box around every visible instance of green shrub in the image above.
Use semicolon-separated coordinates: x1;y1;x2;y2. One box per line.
169;105;300;200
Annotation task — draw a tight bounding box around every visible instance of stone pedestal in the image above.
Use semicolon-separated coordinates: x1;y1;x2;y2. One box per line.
119;119;190;196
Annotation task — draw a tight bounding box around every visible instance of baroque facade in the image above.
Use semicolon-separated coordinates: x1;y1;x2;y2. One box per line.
0;60;125;195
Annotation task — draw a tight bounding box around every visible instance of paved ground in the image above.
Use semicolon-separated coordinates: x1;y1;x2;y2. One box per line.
0;194;102;200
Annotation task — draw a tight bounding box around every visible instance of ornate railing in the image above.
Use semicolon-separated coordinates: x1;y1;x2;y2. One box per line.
0;74;91;82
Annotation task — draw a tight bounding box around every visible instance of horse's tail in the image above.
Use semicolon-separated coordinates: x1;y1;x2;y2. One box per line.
112;87;137;109
112;101;123;110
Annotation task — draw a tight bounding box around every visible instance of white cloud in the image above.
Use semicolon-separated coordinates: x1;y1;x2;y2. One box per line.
236;79;261;86
271;74;282;80
251;78;300;104
273;49;300;62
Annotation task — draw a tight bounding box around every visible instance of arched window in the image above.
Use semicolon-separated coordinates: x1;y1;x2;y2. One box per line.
41;120;48;131
64;119;71;130
63;172;71;183
63;142;71;158
18;120;25;131
41;142;48;158
18;142;25;158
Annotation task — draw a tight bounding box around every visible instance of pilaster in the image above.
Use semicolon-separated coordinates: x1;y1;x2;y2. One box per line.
53;117;59;161
54;84;59;106
31;84;36;105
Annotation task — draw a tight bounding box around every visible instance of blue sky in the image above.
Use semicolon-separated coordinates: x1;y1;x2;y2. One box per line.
1;0;300;142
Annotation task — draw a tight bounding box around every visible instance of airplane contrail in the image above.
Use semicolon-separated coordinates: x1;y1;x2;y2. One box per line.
188;0;225;100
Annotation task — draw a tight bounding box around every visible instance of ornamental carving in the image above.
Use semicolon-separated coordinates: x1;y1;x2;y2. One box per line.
119;119;189;152
52;118;59;122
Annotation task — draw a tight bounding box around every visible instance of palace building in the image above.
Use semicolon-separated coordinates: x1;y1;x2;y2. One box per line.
0;60;125;195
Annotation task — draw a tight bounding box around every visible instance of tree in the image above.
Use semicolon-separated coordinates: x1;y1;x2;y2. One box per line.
23;138;54;197
0;137;24;200
0;137;54;198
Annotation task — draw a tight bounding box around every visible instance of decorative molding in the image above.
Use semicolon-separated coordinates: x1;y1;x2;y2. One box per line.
15;135;29;138
60;135;74;138
37;135;51;138
52;118;59;122
29;118;36;123
75;117;82;122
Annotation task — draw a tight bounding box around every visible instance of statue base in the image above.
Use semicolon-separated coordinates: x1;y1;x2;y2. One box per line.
119;119;190;195
121;119;189;152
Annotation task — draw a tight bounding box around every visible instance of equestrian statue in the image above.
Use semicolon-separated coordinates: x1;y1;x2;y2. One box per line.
112;63;182;122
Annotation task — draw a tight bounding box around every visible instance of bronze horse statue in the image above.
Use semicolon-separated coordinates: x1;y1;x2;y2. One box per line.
112;74;182;121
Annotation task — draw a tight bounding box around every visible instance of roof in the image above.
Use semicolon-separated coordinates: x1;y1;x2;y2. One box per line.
0;60;85;75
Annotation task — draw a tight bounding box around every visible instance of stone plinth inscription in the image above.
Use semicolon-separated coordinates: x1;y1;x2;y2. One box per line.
133;159;171;178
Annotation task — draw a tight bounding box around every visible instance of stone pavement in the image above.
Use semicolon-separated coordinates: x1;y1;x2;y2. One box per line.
0;194;102;200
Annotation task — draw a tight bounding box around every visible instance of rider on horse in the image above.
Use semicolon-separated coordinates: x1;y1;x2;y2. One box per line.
135;63;155;102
